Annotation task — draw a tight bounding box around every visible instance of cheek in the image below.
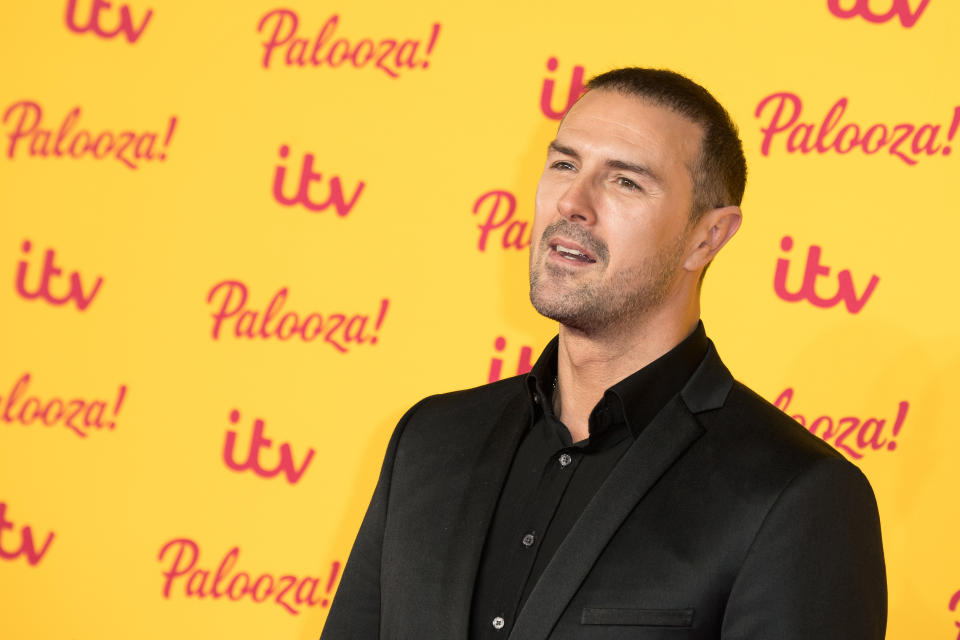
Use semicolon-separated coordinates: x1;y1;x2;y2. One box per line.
533;178;552;213
615;203;684;241
607;226;658;263
529;219;548;251
531;184;554;240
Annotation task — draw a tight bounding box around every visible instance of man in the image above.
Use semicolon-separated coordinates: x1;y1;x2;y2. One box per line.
321;68;886;639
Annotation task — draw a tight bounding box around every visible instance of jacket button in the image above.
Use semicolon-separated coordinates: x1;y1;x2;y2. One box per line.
559;453;572;467
492;616;505;630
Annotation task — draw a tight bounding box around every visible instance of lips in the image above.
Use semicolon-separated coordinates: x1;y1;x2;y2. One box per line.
549;238;597;263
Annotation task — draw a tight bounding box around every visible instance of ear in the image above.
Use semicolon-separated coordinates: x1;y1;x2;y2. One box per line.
683;205;742;272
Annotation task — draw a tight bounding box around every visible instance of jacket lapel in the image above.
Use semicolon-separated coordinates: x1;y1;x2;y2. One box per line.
509;343;732;640
441;391;532;640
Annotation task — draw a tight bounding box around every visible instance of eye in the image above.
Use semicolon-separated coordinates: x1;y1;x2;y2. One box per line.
550;160;575;171
616;176;641;191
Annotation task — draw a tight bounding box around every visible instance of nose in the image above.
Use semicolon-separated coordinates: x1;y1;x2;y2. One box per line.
556;174;597;225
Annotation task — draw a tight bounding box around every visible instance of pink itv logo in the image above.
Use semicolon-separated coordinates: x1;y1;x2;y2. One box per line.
949;589;960;638
773;236;879;314
827;0;931;28
65;0;153;43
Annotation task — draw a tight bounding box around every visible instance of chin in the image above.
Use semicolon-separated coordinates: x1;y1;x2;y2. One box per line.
529;287;593;333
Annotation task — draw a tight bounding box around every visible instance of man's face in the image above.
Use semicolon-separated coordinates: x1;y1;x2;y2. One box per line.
529;89;703;333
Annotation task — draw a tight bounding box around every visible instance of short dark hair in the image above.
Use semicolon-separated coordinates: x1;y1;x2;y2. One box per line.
586;68;747;222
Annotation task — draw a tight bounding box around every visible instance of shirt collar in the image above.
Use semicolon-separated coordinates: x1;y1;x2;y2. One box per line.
525;321;709;440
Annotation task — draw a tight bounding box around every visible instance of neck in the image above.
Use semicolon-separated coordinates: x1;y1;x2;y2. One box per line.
553;300;700;442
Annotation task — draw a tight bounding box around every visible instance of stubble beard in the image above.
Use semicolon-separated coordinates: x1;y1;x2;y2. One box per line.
529;222;687;335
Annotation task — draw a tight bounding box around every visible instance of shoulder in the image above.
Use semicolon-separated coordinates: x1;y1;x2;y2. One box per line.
390;374;528;453
681;342;849;476
406;374;528;422
717;381;844;461
694;379;874;504
688;380;880;566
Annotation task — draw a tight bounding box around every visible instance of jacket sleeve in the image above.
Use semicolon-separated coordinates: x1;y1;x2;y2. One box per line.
319;398;428;639
720;457;887;639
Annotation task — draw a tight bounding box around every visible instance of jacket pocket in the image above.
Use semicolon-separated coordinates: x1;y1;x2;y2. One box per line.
580;607;694;627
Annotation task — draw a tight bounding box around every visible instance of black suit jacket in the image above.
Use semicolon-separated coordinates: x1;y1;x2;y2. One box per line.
321;341;886;639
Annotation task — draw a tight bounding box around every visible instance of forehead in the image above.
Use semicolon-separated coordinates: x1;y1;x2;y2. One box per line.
556;89;703;179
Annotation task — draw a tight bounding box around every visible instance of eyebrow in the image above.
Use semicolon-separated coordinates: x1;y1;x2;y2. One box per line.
547;140;662;185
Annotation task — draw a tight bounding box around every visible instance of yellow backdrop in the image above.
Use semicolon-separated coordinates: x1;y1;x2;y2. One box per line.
2;1;958;638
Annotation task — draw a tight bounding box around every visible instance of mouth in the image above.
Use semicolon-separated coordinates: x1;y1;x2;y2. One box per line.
549;239;597;264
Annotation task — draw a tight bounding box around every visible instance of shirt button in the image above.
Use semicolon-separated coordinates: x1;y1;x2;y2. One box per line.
522;533;535;547
532;392;540;404
492;616;505;630
559;453;572;467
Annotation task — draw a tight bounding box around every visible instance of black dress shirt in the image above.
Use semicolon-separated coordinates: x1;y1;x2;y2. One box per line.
469;322;709;638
